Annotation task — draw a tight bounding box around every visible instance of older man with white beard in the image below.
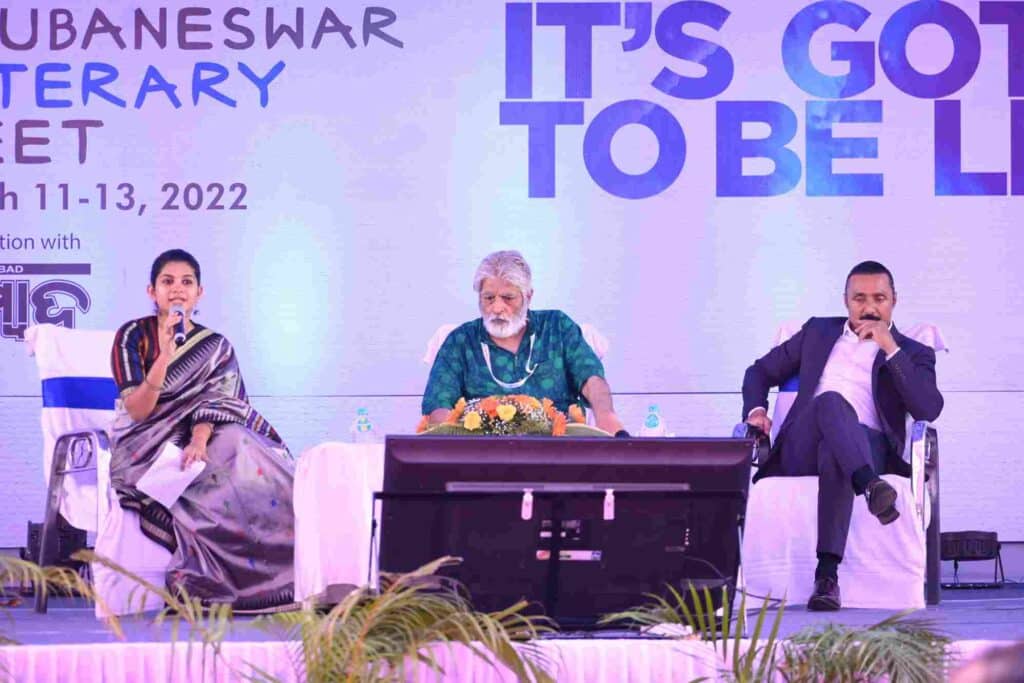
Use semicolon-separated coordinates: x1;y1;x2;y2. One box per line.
422;250;626;435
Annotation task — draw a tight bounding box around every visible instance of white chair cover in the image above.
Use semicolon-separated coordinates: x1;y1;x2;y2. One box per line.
25;324;115;530
742;321;943;609
26;324;169;617
743;474;928;608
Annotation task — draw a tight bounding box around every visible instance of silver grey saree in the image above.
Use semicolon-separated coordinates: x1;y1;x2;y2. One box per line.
109;322;295;611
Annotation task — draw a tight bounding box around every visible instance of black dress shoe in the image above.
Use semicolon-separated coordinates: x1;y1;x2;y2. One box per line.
865;479;900;525
807;577;841;611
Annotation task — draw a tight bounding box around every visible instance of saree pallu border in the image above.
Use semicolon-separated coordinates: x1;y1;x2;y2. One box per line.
118;490;178;553
230;587;297;613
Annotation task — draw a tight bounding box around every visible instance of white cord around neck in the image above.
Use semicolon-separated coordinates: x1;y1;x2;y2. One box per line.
480;333;537;389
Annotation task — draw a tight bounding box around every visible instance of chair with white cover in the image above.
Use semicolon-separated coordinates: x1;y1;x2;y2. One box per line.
26;323;170;617
738;322;945;609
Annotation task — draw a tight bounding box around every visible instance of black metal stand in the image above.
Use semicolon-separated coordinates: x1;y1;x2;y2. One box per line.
35;430;106;613
943;549;1006;590
923;426;941;605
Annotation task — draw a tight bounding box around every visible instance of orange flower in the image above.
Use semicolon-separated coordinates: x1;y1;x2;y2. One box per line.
496;404;517;421
568;404;585;424
541;398;557;419
480;396;499;418
509;394;534;408
552;412;567;436
415;415;430;434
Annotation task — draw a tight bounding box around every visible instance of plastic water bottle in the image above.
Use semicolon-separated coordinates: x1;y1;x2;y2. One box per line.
350;407;377;443
639;404;667;437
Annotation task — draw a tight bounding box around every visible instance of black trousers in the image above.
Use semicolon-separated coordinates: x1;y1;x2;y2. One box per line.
776;391;890;558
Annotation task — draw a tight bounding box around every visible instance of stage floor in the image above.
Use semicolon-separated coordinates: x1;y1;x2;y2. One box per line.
3;584;1023;645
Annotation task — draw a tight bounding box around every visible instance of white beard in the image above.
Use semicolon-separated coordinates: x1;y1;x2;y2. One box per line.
484;307;528;339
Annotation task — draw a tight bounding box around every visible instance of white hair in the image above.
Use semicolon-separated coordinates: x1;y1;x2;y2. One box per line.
473;250;533;295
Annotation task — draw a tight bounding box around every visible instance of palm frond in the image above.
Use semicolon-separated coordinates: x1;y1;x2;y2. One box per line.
259;556;555;682
780;610;952;683
74;549;242;680
600;585;787;683
597;590;691;630
741;591;784;683
0;553;124;641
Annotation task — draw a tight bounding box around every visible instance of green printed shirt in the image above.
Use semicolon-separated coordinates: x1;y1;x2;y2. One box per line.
421;310;605;414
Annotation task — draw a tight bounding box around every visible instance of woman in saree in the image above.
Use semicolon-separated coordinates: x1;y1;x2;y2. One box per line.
109;248;295;612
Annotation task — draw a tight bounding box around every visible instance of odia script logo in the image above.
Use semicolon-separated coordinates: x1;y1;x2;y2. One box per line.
0;264;91;341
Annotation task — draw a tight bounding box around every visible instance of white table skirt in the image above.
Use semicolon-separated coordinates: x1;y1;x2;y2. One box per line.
0;638;731;683
293;441;386;602
0;641;302;683
0;638;994;682
414;639;727;682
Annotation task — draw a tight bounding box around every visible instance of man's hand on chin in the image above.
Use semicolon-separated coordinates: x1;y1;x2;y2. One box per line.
854;319;897;354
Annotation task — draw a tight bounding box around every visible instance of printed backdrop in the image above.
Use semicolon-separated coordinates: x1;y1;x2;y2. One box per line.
0;0;1021;544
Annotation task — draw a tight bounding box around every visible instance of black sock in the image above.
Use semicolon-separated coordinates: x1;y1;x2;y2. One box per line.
851;465;879;495
815;552;841;580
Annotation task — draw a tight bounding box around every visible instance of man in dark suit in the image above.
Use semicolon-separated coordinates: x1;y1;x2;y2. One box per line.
742;261;943;610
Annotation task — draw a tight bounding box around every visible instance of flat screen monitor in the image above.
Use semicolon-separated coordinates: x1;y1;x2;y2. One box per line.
378;435;753;629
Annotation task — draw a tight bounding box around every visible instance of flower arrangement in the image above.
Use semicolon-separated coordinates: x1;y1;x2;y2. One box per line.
416;395;601;437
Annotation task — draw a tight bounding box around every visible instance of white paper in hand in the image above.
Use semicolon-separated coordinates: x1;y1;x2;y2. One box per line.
136;442;207;508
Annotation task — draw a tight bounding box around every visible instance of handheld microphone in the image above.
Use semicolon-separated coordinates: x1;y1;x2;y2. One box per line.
170;304;186;346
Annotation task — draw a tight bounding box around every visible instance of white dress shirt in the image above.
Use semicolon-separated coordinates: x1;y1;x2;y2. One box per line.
813;321;899;431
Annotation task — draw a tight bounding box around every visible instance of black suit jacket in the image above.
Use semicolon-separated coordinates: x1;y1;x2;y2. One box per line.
742;317;943;480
